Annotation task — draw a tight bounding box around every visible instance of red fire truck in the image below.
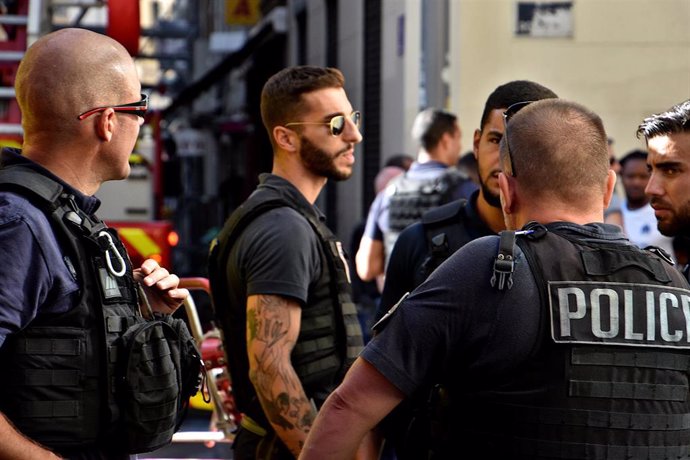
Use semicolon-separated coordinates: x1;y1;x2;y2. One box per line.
0;0;178;269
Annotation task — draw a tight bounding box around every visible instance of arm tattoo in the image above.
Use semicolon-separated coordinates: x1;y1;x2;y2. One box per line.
248;295;316;447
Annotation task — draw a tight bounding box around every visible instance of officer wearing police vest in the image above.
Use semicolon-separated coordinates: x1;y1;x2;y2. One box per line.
208;66;366;459
0;29;195;460
301;99;690;460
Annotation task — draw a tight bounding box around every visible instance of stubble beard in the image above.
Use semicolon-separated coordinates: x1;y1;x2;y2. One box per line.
299;135;352;182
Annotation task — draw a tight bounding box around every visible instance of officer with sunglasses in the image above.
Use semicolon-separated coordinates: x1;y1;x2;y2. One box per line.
208;66;367;459
374;80;558;459
0;29;190;459
302;99;690;460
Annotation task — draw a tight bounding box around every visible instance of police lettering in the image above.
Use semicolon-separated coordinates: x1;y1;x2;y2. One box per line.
549;281;690;348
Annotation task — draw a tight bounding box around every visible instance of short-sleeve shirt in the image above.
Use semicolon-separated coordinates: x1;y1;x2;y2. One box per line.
227;175;323;305
362;223;628;397
0;149;98;348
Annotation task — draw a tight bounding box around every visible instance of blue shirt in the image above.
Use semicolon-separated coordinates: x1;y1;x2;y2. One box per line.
0;148;100;347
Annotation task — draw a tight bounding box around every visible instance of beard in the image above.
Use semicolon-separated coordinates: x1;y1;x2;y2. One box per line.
652;198;690;237
479;172;502;208
299;135;352;181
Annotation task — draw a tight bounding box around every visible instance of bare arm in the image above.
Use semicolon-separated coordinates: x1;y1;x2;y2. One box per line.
247;294;315;457
300;358;405;460
0;412;62;459
355;236;385;282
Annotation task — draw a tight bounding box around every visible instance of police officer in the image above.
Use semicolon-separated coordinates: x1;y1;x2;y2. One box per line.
638;99;690;279
0;29;190;459
378;80;558;320
373;80;557;460
208;66;365;459
301;99;690;460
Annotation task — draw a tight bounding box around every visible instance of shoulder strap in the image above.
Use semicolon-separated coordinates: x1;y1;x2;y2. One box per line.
419;200;470;278
0;165;64;209
209;194;289;279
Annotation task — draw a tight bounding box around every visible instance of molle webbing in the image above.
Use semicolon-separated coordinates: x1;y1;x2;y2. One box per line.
0;166;140;452
444;225;690;459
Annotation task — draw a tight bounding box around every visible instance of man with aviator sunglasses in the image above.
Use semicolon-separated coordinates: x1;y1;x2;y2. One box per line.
0;29;190;459
208;65;368;459
302;99;690;459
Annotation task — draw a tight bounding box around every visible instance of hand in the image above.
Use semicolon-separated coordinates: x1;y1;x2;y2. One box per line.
133;259;189;315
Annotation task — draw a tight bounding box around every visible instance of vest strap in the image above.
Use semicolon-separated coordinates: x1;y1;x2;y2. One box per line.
19;401;80;418
572;348;690;371
569;379;688;402
16;338;81;356
10;369;80;386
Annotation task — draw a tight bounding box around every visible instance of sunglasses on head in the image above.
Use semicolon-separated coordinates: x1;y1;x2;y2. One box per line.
502;101;534;177
77;94;149;121
285;111;361;136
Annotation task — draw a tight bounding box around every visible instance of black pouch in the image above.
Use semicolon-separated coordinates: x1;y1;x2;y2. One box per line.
117;316;202;453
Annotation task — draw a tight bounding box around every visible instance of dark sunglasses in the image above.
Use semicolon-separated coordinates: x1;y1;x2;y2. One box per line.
502;101;534;177
77;93;149;121
285;111;361;136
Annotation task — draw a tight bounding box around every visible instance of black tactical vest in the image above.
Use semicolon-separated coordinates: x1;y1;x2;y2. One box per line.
419;199;474;281
208;182;364;428
385;168;468;257
0;166;200;456
442;222;690;459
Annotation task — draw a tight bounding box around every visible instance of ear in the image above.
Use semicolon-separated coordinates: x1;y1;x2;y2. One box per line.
603;169;616;209
94;108;115;142
473;129;481;159
273;126;299;152
498;172;515;216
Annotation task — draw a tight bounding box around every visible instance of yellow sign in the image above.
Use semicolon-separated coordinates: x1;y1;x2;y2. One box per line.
226;0;261;26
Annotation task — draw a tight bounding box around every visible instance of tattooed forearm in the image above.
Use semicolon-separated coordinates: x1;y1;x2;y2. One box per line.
247;294;316;457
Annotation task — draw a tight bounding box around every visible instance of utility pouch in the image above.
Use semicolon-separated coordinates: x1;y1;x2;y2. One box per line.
117;316;202;453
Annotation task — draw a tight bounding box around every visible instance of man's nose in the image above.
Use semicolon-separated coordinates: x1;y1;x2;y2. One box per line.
343;118;363;144
645;173;662;196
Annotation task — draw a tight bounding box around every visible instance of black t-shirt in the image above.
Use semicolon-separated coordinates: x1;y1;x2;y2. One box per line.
223;174;326;422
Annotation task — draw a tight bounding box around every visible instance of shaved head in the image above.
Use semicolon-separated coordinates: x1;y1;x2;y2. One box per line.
501;99;610;211
16;28;139;136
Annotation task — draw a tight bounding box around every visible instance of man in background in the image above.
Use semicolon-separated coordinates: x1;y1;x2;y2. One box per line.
619;149;675;258
356;108;474;284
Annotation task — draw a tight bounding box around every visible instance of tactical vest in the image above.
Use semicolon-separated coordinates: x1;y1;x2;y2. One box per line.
419;199;474;281
0;166;201;456
440;222;690;459
385;168;468;257
208;183;363;428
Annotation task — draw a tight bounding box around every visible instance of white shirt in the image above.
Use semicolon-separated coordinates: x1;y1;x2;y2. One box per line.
621;201;675;260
